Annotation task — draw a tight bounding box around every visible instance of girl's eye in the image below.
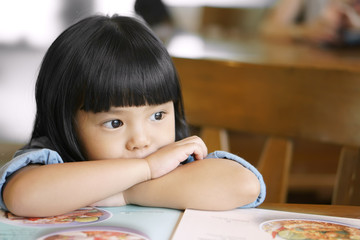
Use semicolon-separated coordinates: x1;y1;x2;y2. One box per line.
150;111;165;121
103;119;123;129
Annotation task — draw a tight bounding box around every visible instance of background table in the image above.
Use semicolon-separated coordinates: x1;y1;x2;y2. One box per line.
260;203;360;219
168;33;360;72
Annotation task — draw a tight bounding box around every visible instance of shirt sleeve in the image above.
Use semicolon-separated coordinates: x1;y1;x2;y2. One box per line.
185;150;266;208
0;148;64;211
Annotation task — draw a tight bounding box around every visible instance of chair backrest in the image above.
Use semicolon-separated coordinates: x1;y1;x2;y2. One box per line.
173;57;360;205
0;143;24;167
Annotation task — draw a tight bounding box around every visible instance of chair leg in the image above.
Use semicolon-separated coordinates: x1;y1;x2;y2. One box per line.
257;137;293;203
200;127;229;153
332;146;360;205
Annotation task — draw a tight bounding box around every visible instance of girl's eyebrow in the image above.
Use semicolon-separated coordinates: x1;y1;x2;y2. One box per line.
102;107;141;115
91;108;126;118
106;108;126;114
108;105;165;112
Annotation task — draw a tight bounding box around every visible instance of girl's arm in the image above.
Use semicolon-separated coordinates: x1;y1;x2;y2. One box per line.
3;158;150;217
123;158;261;210
2;136;207;217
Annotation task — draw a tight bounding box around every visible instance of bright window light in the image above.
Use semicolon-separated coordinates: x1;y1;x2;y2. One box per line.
167;34;204;58
94;0;136;16
0;0;62;47
163;0;273;7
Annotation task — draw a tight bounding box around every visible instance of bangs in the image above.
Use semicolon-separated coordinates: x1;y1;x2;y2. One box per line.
81;52;179;112
79;17;180;113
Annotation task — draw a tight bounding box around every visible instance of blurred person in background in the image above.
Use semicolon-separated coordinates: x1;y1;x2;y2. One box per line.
134;0;175;43
261;0;360;47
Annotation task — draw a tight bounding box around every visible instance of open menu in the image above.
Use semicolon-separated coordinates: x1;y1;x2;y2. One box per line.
171;208;360;240
0;205;359;240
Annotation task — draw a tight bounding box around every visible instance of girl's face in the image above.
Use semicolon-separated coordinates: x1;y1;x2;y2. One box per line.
75;101;176;160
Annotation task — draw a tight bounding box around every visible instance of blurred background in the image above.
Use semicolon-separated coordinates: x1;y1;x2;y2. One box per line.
0;0;274;144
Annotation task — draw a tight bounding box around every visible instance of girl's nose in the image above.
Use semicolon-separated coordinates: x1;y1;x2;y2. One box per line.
126;130;150;151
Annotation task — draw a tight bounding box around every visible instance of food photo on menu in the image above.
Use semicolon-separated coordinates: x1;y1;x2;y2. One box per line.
36;226;150;240
261;219;360;240
0;207;111;227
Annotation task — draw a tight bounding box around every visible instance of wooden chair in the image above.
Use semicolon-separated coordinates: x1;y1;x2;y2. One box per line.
172;57;360;205
0;142;24;168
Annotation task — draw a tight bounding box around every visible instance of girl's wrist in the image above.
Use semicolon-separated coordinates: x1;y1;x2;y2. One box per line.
142;158;152;181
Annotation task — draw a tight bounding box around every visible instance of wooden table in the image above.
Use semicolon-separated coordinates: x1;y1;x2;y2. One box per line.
260;203;360;219
167;33;360;72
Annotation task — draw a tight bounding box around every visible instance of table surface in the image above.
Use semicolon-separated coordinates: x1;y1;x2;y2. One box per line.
260;203;360;219
167;33;360;72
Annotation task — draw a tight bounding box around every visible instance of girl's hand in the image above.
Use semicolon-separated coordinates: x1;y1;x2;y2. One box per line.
145;136;207;179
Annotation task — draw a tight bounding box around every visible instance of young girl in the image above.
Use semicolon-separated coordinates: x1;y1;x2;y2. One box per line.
0;15;265;217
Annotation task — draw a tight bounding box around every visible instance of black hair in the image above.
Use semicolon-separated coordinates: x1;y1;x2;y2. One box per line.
31;14;189;162
134;0;171;26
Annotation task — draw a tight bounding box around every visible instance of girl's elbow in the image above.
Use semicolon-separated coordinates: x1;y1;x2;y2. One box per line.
233;169;261;208
2;165;51;217
3;185;28;217
239;176;261;206
3;178;41;217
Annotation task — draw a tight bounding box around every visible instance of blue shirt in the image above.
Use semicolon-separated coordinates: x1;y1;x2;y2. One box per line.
0;148;266;211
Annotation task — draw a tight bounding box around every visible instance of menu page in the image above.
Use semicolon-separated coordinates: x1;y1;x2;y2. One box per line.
172;208;360;240
0;205;181;240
